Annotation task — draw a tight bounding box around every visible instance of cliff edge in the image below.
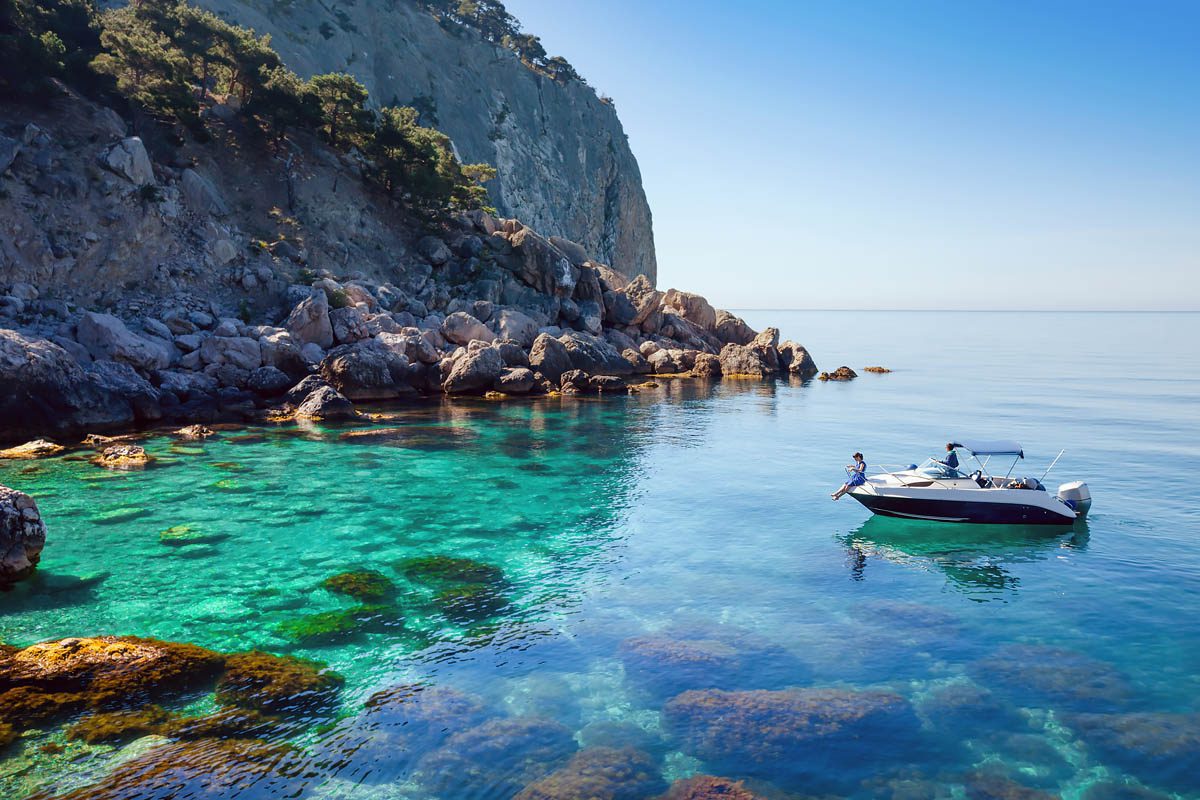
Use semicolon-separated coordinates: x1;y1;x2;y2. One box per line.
192;0;657;283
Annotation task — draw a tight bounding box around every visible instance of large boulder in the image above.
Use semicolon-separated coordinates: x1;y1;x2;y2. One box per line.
625;275;663;328
442;311;496;346
442;345;504;394
494;309;539;348
294;385;356;420
559;331;632;375
417;236;453;266
100;137;154;186
285;289;334;349
777;341;817;378
509;227;578;296
330;306;371;345
714;310;757;345
180;168;229;217
661;289;717;332
86;361;162;421
0;485;47;586
76;312;170;372
495;367;535;394
320;341;411;401
602;290;637;326
199;336;262;371
378;331;439;365
0;331;135;438
258;331;308;378
548;235;589;266
718;343;774;378
528;333;572;384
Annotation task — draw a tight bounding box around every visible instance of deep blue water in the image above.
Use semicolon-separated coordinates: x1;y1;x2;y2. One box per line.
1;311;1198;799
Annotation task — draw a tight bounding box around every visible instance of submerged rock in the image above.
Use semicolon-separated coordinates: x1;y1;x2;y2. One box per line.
40;737;304;800
67;704;172;744
514;746;665;800
0;485;47;586
320;569;396;601
274;605;404;646
215;651;343;716
1063;711;1200;793
398;555;506;587
433;581;510;623
963;770;1059;800
418;716;577;798
173;424;214;439
662;688;919;790
293;385;357;420
660;775;766;799
969;644;1132;711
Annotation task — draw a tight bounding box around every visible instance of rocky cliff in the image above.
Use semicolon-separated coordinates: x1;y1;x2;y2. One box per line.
189;0;657;283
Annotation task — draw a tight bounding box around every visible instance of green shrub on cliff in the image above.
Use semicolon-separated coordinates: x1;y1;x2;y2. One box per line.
0;0;494;215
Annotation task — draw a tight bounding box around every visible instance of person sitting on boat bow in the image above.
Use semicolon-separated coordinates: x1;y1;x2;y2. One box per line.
832;452;866;500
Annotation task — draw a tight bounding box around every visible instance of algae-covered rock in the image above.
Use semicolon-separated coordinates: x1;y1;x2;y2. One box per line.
418;716;577;798
315;683;494;785
39;737;304;799
67;705;172;743
173;425;215;439
215;651;343;716
274;605;404;646
662;688;919;789
1062;711;1200;793
91;444;154;470
164;707;286;740
969;644;1132;711
0;636;225;709
320;569;396;601
515;746;665;800
433;581;509;623
159;525;229;547
618;635;742;700
398;554;506;586
963;770;1059;800
660;775;766;799
0;440;65;459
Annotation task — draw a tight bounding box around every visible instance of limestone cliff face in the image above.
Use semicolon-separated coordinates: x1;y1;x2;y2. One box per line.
193;0;657;283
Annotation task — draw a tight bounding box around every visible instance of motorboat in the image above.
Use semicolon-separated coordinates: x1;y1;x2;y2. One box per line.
848;439;1092;525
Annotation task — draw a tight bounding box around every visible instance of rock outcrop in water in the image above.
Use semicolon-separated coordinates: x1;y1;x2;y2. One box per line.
0;485;47;586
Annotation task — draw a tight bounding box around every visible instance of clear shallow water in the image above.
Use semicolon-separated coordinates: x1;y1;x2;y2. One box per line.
2;311;1199;799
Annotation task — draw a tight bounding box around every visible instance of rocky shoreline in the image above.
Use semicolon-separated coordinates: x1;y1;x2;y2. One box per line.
1;206;819;445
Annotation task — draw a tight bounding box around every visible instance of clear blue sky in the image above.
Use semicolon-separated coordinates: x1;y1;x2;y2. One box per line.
503;0;1200;310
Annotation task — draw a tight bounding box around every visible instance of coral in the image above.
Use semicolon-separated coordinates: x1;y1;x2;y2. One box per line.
40;737;304;799
215;651;343;716
418;716;577;797
1063;712;1200;793
662;688;919;790
433;582;510;622
969;644;1132;711
67;705;172;743
320;569;396;601
398;554;506;586
515;746;665;800
660;775;765;799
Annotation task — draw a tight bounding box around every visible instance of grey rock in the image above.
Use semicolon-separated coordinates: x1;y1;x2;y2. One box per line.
199;335;261;371
142;317;173;340
622;348;651;374
442;311;495;345
100;137;154;186
155;369;218;399
493;308;538;347
0;135;20;174
494;339;529;368
778;340;818;378
548;235;589;266
0;485;47;587
189;310;215;329
9;282;38;301
247;365;292;395
442;344;504;394
301;342;326;364
258;330;308;377
495;366;535;394
181;168;230;216
602;290;637;326
714;309;757;345
330;305;370;344
573;265;604;304
284;375;329;405
76;311;170;371
163;309;198;335
559;330;632;375
286;289;334;349
320;340;411;400
295;385;356;420
175;333;204;353
661;288;717;332
213;317;241;337
528;333;572;384
719;343;775;377
417;236;453;266
508;226;578;296
577;300;604;335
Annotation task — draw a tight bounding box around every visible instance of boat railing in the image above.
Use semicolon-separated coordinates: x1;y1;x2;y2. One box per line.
861;464;963;490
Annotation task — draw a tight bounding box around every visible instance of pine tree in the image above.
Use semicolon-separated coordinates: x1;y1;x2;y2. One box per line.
307;72;371;150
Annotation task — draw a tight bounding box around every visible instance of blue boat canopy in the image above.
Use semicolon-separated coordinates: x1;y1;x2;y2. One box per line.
952;439;1024;458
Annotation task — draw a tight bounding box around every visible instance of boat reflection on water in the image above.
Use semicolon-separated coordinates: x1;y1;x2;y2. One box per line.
839;516;1090;600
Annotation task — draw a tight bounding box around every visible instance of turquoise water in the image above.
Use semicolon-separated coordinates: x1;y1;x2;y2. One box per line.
2;311;1199;799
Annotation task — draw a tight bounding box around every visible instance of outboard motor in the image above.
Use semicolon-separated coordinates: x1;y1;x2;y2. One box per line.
1057;481;1092;518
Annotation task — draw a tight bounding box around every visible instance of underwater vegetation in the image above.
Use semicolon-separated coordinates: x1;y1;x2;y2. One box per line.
514;746;666;800
320;570;396;602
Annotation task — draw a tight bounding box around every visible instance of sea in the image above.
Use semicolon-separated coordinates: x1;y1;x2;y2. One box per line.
1;310;1198;799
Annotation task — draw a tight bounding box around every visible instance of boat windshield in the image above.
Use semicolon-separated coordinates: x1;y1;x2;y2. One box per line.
915;458;968;479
